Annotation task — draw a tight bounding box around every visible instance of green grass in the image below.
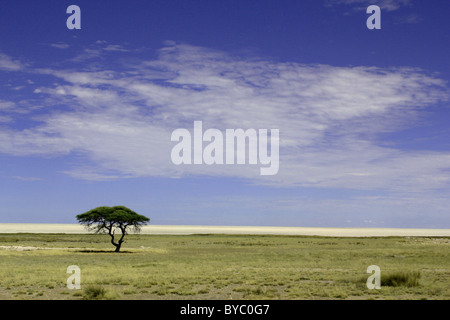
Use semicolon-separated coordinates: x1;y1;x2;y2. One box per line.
0;233;448;300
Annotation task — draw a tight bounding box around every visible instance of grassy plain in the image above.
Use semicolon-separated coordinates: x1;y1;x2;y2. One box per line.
0;233;448;300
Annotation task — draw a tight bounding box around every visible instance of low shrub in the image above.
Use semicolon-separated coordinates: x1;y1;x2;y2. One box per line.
382;271;420;287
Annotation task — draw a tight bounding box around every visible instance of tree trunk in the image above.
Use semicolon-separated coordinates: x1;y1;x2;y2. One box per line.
116;225;126;253
106;224;128;253
108;226;121;253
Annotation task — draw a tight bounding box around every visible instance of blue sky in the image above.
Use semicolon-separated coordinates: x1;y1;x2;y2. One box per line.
0;0;449;227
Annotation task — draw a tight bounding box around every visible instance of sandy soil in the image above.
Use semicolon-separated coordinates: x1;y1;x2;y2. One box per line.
0;223;449;237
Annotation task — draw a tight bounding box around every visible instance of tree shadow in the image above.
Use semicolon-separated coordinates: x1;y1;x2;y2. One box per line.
75;249;133;253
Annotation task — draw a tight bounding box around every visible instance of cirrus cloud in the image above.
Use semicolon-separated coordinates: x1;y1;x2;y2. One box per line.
0;42;449;195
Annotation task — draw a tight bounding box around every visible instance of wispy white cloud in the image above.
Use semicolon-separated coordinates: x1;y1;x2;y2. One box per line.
327;0;411;11
0;100;16;110
68;41;130;62
0;115;12;123
13;176;43;181
69;48;103;63
102;44;129;52
394;14;422;24
50;43;70;49
0;53;24;71
0;43;449;195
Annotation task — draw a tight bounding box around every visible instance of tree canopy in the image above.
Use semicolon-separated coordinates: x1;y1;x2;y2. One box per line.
76;206;150;252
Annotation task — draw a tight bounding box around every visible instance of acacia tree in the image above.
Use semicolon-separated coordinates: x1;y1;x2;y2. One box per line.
76;206;150;252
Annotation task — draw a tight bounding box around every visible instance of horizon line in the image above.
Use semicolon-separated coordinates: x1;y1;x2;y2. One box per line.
0;223;449;237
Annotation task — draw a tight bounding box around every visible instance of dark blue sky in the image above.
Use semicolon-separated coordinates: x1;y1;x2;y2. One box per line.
1;1;448;67
1;0;449;227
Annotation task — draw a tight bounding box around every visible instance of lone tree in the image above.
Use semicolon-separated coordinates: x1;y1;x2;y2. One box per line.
76;206;150;252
